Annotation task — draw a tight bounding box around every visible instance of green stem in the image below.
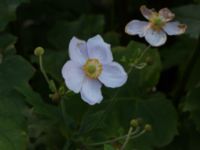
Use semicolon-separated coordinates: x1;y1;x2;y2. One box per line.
60;97;74;139
136;45;151;63
61;98;68;125
39;55;58;93
39;55;50;86
128;45;151;73
120;127;133;150
130;129;146;139
60;90;71;120
65;90;71;95
87;127;140;146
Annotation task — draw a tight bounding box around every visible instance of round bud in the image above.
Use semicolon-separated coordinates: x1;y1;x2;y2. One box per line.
145;56;153;65
144;124;152;132
49;92;60;102
34;46;44;56
130;119;139;127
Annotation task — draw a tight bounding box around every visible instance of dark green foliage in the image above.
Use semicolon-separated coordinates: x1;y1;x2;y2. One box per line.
0;0;200;150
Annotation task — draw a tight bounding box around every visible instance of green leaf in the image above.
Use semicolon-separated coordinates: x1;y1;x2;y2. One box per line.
104;144;115;150
0;55;34;94
0;93;28;150
160;35;197;70
113;41;161;96
184;87;200;132
0;55;34;150
186;50;200;90
134;94;178;147
16;84;60;120
79;111;105;134
0;33;17;60
0;0;29;31
113;93;178;149
43;49;67;82
85;93;178;150
173;4;200;39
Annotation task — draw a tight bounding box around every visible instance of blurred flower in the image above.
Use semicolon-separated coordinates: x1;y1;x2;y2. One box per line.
62;35;127;105
125;5;187;47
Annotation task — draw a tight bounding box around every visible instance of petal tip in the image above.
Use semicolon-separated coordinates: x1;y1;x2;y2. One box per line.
125;20;148;36
70;36;79;43
125;23;131;34
81;94;103;105
140;5;154;20
159;8;175;22
140;5;147;11
144;29;167;47
178;24;187;34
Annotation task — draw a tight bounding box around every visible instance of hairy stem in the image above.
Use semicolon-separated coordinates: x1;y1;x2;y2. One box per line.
39;55;50;86
87;127;140;146
120;127;133;150
128;45;151;73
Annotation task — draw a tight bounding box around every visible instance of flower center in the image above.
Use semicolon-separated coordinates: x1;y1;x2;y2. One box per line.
150;14;165;31
83;59;102;79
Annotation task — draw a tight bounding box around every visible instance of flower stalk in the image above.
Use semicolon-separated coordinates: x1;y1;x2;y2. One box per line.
38;54;51;87
34;47;58;97
87;120;151;147
128;45;151;73
120;126;134;150
87;127;140;147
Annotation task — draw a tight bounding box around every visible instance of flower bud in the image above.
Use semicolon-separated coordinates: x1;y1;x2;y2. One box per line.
34;46;44;56
145;56;153;65
144;124;152;132
49;92;60;102
130;119;139;127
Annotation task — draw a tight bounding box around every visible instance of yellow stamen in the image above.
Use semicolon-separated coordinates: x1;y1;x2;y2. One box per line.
83;59;102;79
149;13;166;31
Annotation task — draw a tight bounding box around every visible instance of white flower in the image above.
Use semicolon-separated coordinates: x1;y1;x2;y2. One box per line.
62;35;128;105
125;5;187;47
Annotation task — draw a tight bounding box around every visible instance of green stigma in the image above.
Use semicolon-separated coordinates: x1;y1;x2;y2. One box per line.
83;59;102;79
150;14;166;31
153;18;164;27
87;65;96;74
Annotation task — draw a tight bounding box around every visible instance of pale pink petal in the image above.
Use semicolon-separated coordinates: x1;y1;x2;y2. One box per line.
69;37;88;65
140;5;155;20
144;29;167;47
62;60;85;93
87;35;113;64
159;8;175;22
125;20;149;37
163;22;187;35
99;62;127;88
80;78;103;105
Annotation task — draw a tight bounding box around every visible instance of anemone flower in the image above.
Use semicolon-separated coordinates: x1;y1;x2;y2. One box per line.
125;5;187;47
62;35;128;105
